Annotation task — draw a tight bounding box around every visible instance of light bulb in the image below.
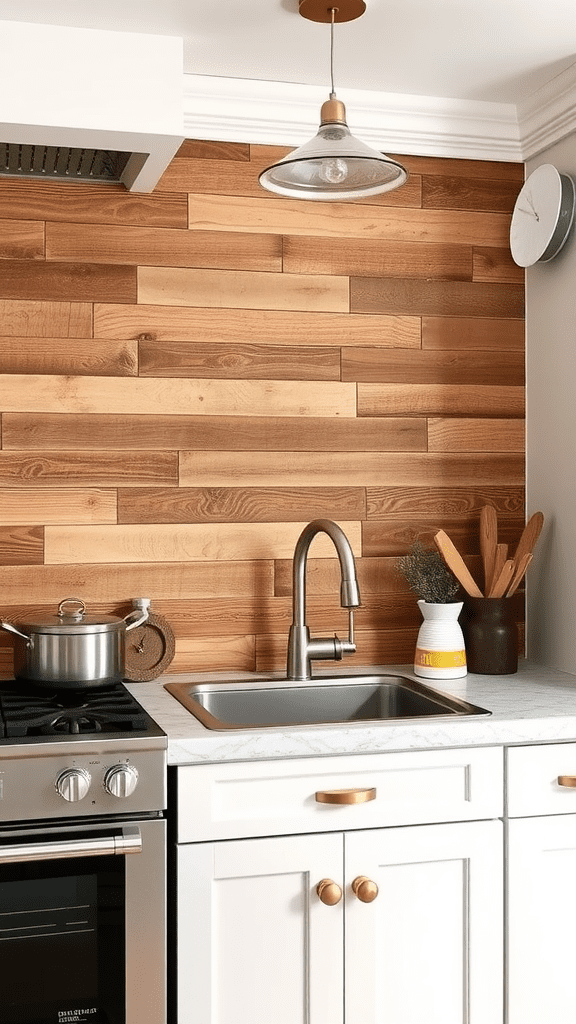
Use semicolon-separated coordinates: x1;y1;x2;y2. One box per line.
319;158;348;184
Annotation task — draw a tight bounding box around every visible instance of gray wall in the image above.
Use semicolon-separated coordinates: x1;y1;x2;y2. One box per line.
526;132;576;672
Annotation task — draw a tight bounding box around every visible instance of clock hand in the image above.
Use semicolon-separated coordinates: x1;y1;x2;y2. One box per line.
516;205;539;218
524;193;540;221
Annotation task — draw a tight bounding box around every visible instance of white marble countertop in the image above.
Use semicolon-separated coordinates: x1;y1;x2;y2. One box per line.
126;661;576;765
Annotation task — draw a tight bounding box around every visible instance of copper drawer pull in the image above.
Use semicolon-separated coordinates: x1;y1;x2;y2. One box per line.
315;787;376;805
558;776;576;788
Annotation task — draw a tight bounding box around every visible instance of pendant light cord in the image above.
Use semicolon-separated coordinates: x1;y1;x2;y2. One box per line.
329;7;337;98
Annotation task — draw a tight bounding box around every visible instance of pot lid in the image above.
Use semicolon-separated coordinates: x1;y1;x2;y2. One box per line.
23;597;125;634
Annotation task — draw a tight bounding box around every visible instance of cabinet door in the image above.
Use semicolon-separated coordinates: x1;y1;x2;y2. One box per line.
345;820;503;1024
176;832;344;1024
508;814;576;1024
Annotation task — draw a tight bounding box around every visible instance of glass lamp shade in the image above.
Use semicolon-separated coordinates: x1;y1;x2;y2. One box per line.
259;99;407;200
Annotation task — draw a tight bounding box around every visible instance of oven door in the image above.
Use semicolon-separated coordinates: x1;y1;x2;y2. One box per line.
0;817;166;1024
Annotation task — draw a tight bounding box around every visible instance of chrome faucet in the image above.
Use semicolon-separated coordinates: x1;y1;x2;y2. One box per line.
287;519;361;680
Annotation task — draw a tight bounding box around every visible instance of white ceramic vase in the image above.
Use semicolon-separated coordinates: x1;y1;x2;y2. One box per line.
414;600;467;679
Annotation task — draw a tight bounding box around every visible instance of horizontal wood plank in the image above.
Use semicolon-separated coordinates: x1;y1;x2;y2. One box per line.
0;179;188;227
358;383;525;418
178;140;251;161
342;348;524;386
428;417;525;451
366;486;525;519
391;155;523;182
283;236;473;280
422;175;520;213
44;521;362;565
179;450;525;488
117;486;366;524
137;266;349;313
473;246;524;283
171;635;256;673
0;376;355;417
138;341;340;380
0;260;137;303
422;316;524;350
2;414;425;452
0;299;92;337
361;516;524;557
350;277;524;318
46;222;282;272
0;560;275;603
0;338;138;376
0;218;44;260
188;194;510;245
274;555;412;597
0;488;117;525
0;451;177;487
94;303;421;347
0;526;43;565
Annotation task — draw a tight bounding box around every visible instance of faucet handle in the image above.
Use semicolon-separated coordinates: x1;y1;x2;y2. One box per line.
332;609;356;660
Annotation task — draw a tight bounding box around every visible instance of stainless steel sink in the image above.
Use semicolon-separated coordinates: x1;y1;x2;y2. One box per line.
164;674;490;730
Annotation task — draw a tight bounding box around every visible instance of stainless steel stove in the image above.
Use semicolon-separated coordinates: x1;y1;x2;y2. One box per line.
0;680;167;1024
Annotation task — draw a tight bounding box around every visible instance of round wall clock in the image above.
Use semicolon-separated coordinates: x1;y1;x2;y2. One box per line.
510;163;575;267
124;599;176;682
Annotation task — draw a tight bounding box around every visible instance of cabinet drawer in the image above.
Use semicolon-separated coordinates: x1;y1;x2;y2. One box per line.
508;742;576;816
175;746;503;842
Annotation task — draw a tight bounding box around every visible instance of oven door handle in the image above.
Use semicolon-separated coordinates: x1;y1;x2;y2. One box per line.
0;825;142;864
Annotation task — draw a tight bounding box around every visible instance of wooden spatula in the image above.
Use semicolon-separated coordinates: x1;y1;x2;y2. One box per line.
479;506;498;597
513;512;544;567
506;553;533;597
489;558;515;598
434;530;483;598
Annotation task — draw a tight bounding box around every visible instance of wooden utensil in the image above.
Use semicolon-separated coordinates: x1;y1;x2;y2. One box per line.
434;530;483;598
488;558;515;598
506;553;533;597
479;505;498;596
489;543;508;596
513;512;544;567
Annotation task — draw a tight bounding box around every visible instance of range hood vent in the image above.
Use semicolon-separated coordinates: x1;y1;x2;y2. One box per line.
0;143;134;184
0;21;185;192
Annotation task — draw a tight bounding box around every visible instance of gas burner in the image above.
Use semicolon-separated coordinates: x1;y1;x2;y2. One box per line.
0;682;150;738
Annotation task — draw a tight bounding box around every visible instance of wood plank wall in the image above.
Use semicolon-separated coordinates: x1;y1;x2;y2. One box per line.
0;140;525;678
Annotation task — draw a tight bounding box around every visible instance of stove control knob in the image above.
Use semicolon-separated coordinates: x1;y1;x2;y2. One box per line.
56;767;91;802
104;764;139;799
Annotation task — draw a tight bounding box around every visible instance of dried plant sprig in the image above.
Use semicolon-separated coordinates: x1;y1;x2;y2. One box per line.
395;540;460;604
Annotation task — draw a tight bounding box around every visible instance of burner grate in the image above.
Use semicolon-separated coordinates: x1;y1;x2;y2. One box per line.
0;685;149;737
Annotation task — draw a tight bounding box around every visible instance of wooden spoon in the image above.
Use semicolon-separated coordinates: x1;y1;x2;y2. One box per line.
479;506;498;596
434;530;483;598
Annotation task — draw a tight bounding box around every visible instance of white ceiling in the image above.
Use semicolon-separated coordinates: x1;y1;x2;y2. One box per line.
1;0;575;106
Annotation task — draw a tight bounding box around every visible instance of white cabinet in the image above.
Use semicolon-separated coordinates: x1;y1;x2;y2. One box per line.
173;746;504;1024
507;743;576;1024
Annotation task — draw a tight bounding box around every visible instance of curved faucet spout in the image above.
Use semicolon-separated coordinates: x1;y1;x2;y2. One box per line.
287;519;361;681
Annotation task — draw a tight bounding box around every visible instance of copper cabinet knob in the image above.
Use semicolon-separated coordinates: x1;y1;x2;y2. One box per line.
352;875;379;903
558;776;576;787
316;878;343;905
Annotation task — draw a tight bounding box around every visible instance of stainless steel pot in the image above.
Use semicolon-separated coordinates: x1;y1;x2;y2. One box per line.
0;597;149;689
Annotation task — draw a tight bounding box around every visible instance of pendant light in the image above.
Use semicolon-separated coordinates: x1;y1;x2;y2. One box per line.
258;0;407;201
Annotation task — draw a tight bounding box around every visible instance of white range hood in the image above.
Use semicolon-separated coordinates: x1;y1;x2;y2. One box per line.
0;20;184;192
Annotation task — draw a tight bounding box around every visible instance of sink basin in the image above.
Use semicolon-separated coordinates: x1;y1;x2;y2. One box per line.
164;674;490;730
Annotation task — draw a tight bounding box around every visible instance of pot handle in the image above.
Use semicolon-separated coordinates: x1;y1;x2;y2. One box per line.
124;598;151;632
0;620;31;643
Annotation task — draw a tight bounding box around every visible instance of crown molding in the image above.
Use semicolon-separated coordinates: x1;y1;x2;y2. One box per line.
183;69;576;164
183;75;521;162
517;61;576;160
